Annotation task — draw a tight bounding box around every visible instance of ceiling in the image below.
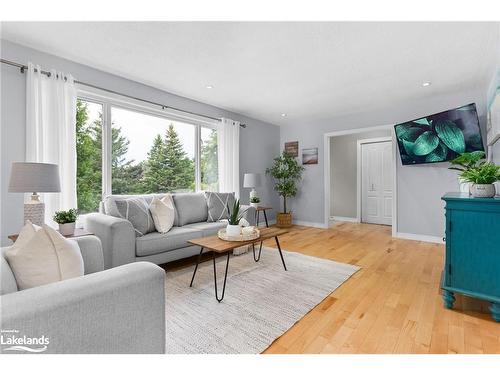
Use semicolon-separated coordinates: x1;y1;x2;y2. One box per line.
1;22;499;126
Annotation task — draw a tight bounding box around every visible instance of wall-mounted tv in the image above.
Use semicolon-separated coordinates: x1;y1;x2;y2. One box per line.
394;103;484;165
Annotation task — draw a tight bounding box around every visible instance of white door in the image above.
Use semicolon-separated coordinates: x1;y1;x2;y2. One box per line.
361;141;393;225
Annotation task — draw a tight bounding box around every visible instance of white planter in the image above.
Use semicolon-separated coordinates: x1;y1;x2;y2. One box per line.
58;222;76;236
471;184;496;198
226;224;241;237
250;202;260;208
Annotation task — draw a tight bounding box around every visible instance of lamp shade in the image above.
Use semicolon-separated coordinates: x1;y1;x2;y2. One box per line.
8;162;61;193
243;173;261;188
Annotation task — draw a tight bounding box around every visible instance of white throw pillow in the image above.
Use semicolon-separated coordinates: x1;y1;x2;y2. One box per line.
5;223;84;290
150;195;175;233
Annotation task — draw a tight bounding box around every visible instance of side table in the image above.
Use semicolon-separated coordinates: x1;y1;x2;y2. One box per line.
254;206;272;228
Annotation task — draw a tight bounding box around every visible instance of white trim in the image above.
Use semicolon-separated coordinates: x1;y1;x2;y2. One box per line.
293;220;329;229
331;216;360;223
356;137;393;224
395;232;444;244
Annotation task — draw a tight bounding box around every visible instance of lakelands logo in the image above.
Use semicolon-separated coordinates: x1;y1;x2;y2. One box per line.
1;329;49;353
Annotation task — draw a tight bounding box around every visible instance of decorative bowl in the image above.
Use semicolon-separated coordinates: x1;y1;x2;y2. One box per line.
218;227;260;242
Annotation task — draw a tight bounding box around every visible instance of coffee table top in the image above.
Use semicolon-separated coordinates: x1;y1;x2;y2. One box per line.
188;227;288;253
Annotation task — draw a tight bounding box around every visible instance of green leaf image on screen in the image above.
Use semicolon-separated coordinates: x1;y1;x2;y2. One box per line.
394;103;484;165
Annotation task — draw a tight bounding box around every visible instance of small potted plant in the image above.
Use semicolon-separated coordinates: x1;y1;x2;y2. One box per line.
266;151;305;228
53;209;78;236
249;196;260;208
449;151;500;198
226;199;244;237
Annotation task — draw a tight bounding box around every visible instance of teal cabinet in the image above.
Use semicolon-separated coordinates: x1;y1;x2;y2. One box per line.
442;193;500;322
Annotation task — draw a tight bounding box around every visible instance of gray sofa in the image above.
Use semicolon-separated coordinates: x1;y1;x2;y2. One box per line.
85;193;256;269
0;235;166;354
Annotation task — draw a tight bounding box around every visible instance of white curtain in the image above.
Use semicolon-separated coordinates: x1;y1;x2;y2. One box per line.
26;62;77;225
217;118;240;197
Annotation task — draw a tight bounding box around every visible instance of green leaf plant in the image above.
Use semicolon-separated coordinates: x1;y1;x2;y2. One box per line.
53;209;78;224
227;199;245;225
449;151;500;185
266;151;305;214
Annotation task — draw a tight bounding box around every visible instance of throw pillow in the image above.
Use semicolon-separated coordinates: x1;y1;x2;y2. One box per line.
115;197;156;236
5;223;84;290
150;195;175;233
205;192;236;222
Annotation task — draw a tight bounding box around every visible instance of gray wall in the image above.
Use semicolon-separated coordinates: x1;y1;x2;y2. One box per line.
281;87;490;237
0;40;280;245
329;129;391;218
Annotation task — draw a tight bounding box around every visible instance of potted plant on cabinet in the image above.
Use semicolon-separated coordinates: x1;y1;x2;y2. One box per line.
266;151;305;228
449;151;500;197
53;208;78;235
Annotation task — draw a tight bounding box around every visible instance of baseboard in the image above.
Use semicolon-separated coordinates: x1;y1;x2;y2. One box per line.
293;220;329;229
330;216;360;223
395;232;444;244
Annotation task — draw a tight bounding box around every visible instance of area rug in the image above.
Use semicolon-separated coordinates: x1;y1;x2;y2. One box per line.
165;247;359;354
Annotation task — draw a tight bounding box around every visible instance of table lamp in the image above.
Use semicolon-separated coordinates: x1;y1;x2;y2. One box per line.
243;173;262;200
8;162;61;226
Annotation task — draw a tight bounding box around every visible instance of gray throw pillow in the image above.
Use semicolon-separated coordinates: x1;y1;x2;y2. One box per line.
205;192;236;222
115;197;156;237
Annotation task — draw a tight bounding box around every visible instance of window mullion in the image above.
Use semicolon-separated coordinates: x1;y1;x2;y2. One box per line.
195;124;201;191
102;103;112;198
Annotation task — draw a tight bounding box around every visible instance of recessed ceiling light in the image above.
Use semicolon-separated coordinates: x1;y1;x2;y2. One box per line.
422;82;431;87
205;85;214;89
281;113;287;117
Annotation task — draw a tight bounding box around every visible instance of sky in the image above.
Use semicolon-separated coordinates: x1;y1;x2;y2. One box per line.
86;102;196;163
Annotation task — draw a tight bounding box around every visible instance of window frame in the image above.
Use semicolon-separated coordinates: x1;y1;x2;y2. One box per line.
77;87;219;201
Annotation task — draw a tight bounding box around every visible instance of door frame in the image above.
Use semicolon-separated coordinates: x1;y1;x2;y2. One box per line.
323;125;398;237
357;137;393;225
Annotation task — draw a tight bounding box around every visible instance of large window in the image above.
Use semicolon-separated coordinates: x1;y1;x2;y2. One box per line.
76;94;218;212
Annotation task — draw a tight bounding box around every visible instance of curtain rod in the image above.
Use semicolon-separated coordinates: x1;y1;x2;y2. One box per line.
1;58;247;128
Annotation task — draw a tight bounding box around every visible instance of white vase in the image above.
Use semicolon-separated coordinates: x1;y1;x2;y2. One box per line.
250;202;259;208
59;222;76;236
470;184;496;198
226;224;241;237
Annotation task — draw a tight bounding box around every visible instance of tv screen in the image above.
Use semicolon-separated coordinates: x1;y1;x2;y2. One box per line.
394;103;484;165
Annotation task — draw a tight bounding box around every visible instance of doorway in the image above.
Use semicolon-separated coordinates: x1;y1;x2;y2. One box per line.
324;126;397;235
359;138;393;225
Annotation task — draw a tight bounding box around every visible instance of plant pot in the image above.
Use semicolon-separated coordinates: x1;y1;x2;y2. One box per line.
470;184;496;198
250;202;259;208
58;222;76;236
276;212;293;228
226;224;241;237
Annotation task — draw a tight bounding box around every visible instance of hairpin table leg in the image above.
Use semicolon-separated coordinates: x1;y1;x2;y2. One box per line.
274;236;287;271
189;247;204;287
213;251;230;303
253;242;263;262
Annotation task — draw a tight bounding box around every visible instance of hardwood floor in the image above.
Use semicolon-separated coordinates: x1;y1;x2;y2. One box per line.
257;222;500;354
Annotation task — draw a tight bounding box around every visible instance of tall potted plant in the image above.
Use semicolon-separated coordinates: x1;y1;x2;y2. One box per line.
449;151;500;198
266;151;305;228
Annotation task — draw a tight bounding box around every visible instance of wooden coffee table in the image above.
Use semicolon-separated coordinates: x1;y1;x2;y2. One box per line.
188;227;288;302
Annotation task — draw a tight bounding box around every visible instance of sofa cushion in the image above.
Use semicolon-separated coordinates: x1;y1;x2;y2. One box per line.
115;197;156;237
205;192;236;222
172;193;208;226
150;195;175;233
5;223;84;291
184;222;227;237
136;227;203;257
104;194;166;217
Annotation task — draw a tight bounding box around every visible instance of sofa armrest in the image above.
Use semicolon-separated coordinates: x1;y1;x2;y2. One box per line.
84;213;136;269
71;235;104;274
0;262;165;354
240;205;257;226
